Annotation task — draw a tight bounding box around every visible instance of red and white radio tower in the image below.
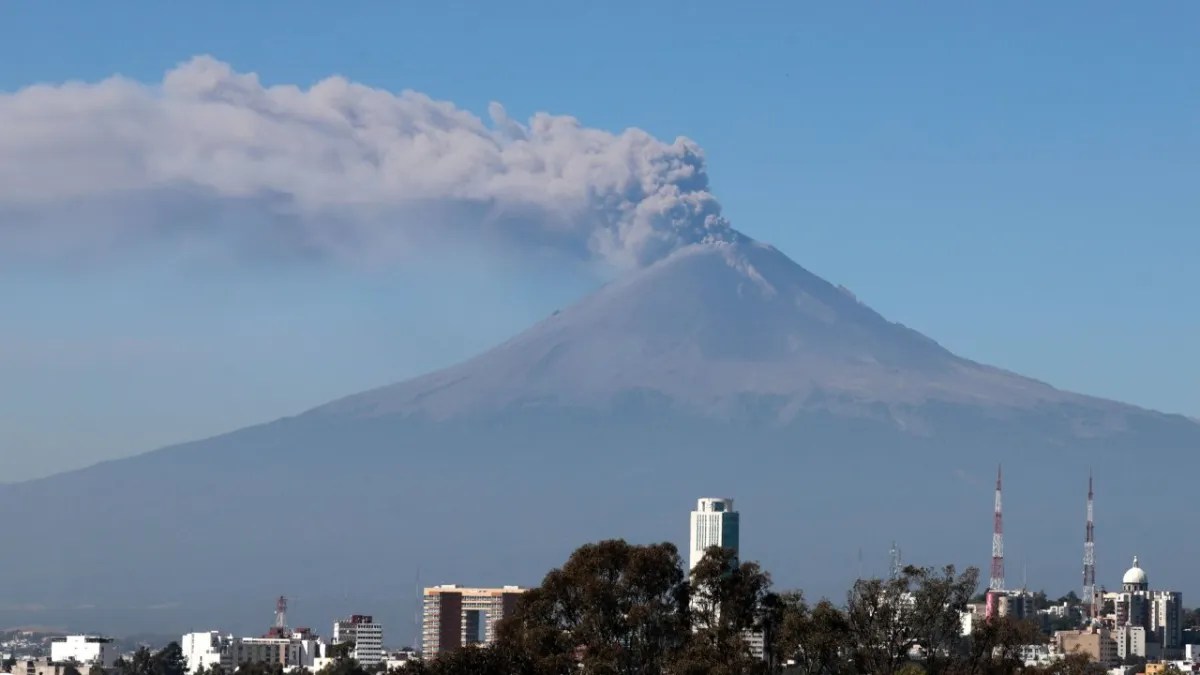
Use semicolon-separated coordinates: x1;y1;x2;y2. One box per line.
1082;473;1096;618
989;465;1005;591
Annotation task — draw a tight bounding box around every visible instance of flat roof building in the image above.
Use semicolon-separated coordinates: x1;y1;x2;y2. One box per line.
49;636;117;668
421;585;526;658
689;498;739;572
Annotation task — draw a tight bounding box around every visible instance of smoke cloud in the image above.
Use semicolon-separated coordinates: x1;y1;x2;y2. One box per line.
0;56;737;268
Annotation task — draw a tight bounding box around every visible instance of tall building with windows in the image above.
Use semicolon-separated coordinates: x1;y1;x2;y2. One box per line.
688;497;739;571
688;497;761;660
333;615;384;666
421;585;527;658
1102;556;1184;659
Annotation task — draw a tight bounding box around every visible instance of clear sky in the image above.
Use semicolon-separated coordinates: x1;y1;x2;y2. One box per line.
1;1;1196;481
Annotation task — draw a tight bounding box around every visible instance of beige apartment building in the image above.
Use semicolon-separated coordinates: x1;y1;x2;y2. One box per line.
421;584;526;657
1056;625;1119;667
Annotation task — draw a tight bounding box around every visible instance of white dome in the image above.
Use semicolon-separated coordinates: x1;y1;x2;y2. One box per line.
1122;556;1147;585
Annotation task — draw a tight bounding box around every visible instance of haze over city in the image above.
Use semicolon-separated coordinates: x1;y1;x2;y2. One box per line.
1;3;1198;673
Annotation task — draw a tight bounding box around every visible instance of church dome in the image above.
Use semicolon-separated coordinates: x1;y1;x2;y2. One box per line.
1122;556;1147;586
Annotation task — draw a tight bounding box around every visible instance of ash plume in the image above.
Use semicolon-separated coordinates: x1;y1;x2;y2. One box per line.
0;56;737;268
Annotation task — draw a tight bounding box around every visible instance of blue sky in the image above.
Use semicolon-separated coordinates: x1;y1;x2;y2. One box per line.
1;1;1197;481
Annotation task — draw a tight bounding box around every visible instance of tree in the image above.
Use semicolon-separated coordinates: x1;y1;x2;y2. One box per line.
63;664;83;675
845;574;916;675
1055;591;1081;606
498;539;690;675
316;660;366;675
672;546;772;675
153;642;187;675
771;595;852;675
88;666;108;675
906;565;978;675
330;643;356;661
1030;590;1050;611
1121;654;1147;668
956;616;1043;675
128;648;155;675
405;645;531;675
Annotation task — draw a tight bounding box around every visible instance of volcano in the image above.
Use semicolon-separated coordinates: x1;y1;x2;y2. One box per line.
320;239;1135;431
1;238;1196;637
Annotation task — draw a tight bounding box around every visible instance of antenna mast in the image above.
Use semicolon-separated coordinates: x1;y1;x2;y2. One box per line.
989;465;1005;591
889;541;902;580
1083;473;1096;618
275;595;288;630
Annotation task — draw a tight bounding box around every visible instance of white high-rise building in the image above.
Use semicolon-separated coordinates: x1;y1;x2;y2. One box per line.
689;497;739;571
688;497;761;661
332;615;383;666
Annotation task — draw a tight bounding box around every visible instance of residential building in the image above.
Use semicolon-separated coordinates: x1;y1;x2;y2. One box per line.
1017;644;1061;668
1115;625;1151;661
7;658;82;675
688;497;739;571
985;589;1033;621
49;636;117;668
183;632;229;673
181;631;325;673
333;615;383;666
1104;557;1185;659
384;649;419;670
421;585;527;658
1056;626;1119;667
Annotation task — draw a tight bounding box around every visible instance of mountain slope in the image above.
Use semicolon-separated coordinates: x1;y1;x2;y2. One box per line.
1;237;1196;637
321;239;1137;432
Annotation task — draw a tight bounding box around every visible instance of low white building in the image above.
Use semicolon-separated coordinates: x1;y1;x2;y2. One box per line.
1018;644;1062;668
384;649;418;670
181;631;326;673
183;632;229;673
49;637;117;668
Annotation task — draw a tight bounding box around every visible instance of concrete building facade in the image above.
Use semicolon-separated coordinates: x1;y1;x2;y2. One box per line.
1104;557;1184;659
421;585;526;658
49;636;117;668
333;615;383;666
1056;626;1119;667
7;658;90;675
181;631;325;673
688;497;739;572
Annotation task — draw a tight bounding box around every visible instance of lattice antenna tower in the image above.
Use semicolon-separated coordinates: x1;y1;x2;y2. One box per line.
989;465;1005;591
889;541;903;581
1082;472;1096;618
275;595;288;630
